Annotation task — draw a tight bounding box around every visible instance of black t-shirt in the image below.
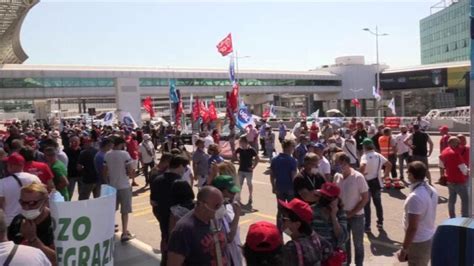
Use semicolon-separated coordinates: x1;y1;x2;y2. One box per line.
64;147;82;178
236;147;257;172
293;170;326;199
8;214;54;247
354;130;367;151
168;211;228;266
150;172;181;241
371;133;382;151
78;147;99;183
412;131;429;156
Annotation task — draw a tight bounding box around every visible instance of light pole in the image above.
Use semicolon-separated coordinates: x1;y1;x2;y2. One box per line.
363;26;388;124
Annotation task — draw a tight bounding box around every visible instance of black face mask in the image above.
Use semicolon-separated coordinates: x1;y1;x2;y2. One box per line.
319;196;333;207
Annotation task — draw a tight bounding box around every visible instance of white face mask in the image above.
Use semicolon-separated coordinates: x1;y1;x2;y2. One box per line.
310;167;319;175
214;205;227;220
21;207;42;220
283;228;293;237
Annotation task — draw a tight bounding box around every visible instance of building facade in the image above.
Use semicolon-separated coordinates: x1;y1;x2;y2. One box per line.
420;0;470;64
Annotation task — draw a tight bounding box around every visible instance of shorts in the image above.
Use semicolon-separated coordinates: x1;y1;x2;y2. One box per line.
116;187;133;214
238;171;253;186
412;155;429;167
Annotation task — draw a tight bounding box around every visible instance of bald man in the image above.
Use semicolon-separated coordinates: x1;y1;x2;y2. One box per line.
167;186;228;266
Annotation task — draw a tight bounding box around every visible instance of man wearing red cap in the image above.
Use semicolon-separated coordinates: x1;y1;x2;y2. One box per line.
243;221;283;265
0;153;41;226
437;125;450;184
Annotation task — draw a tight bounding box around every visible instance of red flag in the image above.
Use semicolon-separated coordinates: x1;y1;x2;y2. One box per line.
143;96;154;118
225;92;235;124
216;33;233;56
208;101;218;121
229;82;239;112
175;90;183;126
192;97;201;121
351;98;361;108
200;101;209;123
262;107;270;119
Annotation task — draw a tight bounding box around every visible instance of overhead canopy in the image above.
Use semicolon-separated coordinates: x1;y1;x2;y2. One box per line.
0;0;38;64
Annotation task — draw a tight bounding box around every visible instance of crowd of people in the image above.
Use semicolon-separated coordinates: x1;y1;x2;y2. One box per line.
0;115;469;265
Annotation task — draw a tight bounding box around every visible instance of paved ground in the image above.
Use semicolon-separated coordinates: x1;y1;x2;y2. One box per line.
119;134;466;265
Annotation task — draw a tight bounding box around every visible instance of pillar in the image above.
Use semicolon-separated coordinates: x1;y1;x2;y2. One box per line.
401;92;405;117
116;78;141;126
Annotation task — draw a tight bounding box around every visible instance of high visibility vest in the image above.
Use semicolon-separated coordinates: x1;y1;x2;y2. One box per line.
379;135;392;158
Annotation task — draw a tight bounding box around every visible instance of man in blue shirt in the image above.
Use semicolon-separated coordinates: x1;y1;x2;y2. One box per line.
278;121;287;144
294;136;309;169
270;139;297;230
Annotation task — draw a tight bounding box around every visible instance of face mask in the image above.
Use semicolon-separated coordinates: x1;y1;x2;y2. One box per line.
310;167;319;175
214;205;227;220
283;228;293;237
329;143;336;149
21;207;42;220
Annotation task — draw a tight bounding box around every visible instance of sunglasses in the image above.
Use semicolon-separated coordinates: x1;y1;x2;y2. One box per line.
19;199;44;207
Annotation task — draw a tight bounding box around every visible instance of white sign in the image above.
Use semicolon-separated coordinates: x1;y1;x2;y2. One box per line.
103;112;115;126
50;185;117;266
119;111;138;128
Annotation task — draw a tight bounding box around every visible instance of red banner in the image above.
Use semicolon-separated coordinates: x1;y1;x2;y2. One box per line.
143;96;154;118
209;100;218;121
229;82;239;112
192;97;201;121
200;101;209;123
216;33;233;56
226;92;235;125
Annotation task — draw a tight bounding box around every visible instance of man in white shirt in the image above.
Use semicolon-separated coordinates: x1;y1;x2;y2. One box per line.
334;152;369;266
398;161;438;266
342;130;359;168
313;143;331;181
104;137;135;242
365;120;377;138
359;138;391;232
0;153;41;226
395;125;411;180
0;210;50;265
139;134;156;186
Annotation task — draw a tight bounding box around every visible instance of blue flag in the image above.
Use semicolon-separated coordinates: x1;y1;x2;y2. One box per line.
229;56;236;83
169;79;179;103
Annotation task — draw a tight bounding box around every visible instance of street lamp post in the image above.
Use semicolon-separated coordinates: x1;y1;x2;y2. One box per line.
363;26;388;124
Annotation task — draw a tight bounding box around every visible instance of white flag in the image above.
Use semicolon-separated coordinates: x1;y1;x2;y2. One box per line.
372;86;382;101
311;109;320;119
388;98;396;115
103;112;115;126
119;111;138;128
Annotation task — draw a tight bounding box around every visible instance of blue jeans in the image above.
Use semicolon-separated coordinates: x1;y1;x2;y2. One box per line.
364;188;383;229
447;182;469;218
346;215;365;266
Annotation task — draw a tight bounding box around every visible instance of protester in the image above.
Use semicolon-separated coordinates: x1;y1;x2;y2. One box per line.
259;120;268;156
63;135;82;198
395;125;411;180
309;121;319;142
279;198;333;265
312;143;331;181
246;124;259;153
44;147;70;201
333;152;369;266
397;161;438;266
342;129;359;168
457;134;470;165
294;136;309;169
235;136;259;208
150;155;189;264
0;209;51;265
192;139;210;189
270;139;297;230
404;124;433;184
439;137;469;218
354;122;368;157
125;133;140;186
207;143;224;169
139;134;156;186
103;136;135;242
168;180;195;235
167;186;228;266
371;124;385;152
94;137;113;185
0;149;6;178
320;119;334;141
244;221;283;266
0;153;41;226
228;123;237;161
20;147;55;191
264;125;275;160
212;175;243;266
359;138;391;231
378;127;397;179
278;120;287;144
77;137;100;200
8;183;56;265
293;153;326;202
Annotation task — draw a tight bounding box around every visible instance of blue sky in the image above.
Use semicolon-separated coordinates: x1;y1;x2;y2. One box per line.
21;0;436;70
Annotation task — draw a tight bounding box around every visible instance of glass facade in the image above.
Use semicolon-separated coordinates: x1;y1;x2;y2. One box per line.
420;0;470;64
139;78;341;87
0;77;115;88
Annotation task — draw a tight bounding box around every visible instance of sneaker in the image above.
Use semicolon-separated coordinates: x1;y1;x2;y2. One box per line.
121;232;136;242
132;181;139;187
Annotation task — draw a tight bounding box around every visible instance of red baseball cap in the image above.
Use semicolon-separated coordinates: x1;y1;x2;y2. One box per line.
318;182;341;198
439;125;449;132
5;153;25;165
278;198;313;224
245;221;283;252
24;137;36;145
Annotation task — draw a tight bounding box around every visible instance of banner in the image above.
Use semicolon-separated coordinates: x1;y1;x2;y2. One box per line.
236;104;254;129
102;112;115;126
216;33;233;56
50;185;116;266
119;111;138;128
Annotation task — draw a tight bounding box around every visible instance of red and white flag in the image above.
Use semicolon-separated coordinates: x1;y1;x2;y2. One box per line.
351;98;361;108
216;33;233;56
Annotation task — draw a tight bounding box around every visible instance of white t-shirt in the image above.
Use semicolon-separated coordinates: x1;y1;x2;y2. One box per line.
0;172;41;225
204;136;214;149
139;141;155;164
360;151;387;183
0;241;51;266
395;133;411;155
181;166;193;186
403;182;438;243
342;138;358;164
104;150;133;190
334;169;369;215
318;157;331;176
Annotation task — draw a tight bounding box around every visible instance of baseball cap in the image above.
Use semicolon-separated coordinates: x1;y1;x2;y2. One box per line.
361;138;374;146
278;198;313;224
24;137;36;145
245;221;283;252
5;153;25;165
439;125;449;132
212;175;241;193
318;182;341;198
